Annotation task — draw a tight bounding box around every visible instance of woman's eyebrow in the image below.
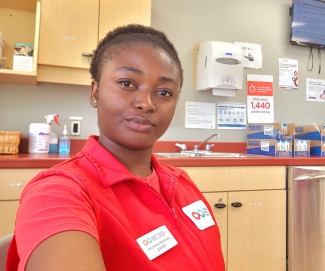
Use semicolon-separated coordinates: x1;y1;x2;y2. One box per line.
114;66;143;75
158;76;178;85
114;66;178;85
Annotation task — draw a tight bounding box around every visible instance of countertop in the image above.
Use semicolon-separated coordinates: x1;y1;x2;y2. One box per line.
0;139;324;168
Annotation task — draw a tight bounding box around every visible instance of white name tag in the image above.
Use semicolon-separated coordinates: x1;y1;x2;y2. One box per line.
136;225;178;260
182;200;216;230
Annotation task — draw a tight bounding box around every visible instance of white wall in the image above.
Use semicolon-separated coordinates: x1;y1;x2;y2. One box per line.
1;0;324;142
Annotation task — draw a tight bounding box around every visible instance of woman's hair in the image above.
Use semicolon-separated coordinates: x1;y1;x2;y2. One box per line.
90;24;183;88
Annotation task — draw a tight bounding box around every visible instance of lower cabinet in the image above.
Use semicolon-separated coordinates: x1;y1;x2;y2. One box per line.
0;165;286;271
0;168;43;237
181;166;287;271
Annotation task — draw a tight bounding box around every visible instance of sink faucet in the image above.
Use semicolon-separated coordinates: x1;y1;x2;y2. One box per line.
193;134;221;152
175;133;221;153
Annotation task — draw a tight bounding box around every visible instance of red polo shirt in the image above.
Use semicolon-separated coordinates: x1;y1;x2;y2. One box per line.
7;136;225;271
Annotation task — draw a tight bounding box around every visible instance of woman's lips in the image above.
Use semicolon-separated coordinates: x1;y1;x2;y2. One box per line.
126;116;155;132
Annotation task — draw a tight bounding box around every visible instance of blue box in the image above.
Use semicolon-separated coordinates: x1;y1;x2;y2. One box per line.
246;139;292;156
295;125;325;140
247;123;295;139
310;140;325;156
292;139;310;157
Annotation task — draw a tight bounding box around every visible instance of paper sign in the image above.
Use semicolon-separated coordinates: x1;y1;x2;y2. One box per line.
306;78;325;102
185;101;216;129
247;74;274;123
217;102;246;129
235;42;262;69
278;58;298;90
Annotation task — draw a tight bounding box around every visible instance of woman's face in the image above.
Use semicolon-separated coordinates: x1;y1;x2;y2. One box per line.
90;43;181;151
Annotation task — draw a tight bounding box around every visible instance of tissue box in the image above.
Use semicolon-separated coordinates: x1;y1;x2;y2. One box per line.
292;139;310;157
246;123;295;139
295;125;325;140
246;139;292;156
310;140;325;156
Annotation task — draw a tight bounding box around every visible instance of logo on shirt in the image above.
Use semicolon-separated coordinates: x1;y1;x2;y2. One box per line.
143;238;153;245
191;209;206;220
182;200;216;230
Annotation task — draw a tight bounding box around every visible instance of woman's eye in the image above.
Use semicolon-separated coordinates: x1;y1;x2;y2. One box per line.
158;89;173;97
119;80;134;88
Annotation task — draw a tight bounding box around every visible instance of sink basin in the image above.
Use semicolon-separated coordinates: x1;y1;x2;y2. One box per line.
154;152;266;158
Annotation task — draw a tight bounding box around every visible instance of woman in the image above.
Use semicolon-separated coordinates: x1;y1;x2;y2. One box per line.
7;24;225;271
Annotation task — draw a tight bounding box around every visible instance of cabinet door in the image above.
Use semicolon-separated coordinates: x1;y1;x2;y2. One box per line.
227;190;286;271
0;201;19;237
99;0;151;41
38;0;99;68
0;169;43;237
203;192;228;268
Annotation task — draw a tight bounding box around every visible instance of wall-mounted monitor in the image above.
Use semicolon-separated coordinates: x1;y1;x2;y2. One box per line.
290;0;325;49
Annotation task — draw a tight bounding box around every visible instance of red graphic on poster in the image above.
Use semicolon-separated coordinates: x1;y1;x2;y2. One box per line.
247;81;273;96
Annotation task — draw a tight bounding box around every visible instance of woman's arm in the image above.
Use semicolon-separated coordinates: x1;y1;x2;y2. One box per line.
26;231;106;271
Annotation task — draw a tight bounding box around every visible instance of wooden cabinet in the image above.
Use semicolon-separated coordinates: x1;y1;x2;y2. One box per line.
0;0;40;85
37;0;151;85
0;168;42;237
181;166;287;271
38;0;99;70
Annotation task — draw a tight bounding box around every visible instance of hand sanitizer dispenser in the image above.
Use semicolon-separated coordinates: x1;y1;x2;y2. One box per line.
196;41;244;97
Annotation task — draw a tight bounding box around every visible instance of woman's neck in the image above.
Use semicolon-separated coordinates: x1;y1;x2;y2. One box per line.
98;136;154;177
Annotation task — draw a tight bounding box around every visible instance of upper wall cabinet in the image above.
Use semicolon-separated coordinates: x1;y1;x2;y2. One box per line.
37;0;152;86
38;0;99;69
0;0;41;85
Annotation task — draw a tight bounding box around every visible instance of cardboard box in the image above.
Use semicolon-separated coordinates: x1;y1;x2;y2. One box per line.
292;139;310;157
310;140;325;156
246;123;295;139
246;139;292;156
295;124;325;140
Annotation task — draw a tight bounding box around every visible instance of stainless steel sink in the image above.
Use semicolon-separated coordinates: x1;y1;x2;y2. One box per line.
154;151;267;158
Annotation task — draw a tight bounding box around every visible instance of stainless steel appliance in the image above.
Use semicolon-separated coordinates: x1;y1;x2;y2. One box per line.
288;166;325;271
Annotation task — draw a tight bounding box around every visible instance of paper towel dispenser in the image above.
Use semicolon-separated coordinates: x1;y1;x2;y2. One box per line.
196;41;244;97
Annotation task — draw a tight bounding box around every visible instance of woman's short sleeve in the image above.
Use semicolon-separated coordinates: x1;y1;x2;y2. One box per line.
15;175;99;271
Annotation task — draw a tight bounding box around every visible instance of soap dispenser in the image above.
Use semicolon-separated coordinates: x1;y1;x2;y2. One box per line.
59;125;70;154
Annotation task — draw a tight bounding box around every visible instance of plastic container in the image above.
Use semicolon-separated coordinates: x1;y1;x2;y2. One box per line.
28;123;50;153
59;125;70;154
45;114;60;153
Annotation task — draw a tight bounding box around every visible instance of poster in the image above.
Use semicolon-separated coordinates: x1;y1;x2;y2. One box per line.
217;102;246;129
278;58;298;90
306;78;325;102
247;74;274;123
185;101;216;129
234;42;262;69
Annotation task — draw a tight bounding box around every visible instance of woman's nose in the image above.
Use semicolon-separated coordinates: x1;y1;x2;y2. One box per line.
134;91;156;112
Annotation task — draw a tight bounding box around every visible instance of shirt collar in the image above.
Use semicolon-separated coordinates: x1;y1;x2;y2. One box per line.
81;136;184;190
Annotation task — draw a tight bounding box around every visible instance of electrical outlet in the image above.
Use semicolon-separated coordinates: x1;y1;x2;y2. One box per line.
69;116;83;136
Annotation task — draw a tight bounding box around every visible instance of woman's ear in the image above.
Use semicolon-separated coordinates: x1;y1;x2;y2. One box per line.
90;81;99;108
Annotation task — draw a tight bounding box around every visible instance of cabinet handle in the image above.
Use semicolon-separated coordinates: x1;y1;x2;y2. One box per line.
231;202;242;208
10;183;22;187
82;53;93;57
214;203;226;209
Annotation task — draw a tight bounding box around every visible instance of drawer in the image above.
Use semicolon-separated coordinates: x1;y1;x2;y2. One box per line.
180;166;286;192
0;169;43;200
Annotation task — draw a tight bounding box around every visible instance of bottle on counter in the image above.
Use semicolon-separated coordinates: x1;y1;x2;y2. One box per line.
45;114;60;153
28;123;50;154
59;125;70;154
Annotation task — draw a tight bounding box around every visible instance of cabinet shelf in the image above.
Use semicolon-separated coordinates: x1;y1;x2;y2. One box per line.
0;0;40;86
0;69;37;85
